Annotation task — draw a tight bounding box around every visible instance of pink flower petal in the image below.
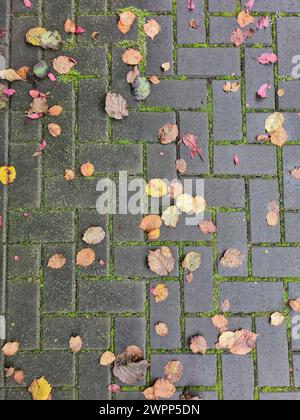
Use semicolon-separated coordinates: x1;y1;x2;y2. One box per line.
257;53;278;65
257;16;269;29
107;384;121;394
23;0;32;8
257;83;271;98
48;72;57;82
245;0;255;12
0;30;7;38
233;154;240;165
26;113;43;119
188;0;195;11
3;88;16;97
75;26;85;34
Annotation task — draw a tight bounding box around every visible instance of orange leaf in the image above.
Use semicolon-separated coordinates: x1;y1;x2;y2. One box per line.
118;11;136;34
64;18;76;34
2;341;20;357
47;253;66;270
237;11;255;28
76;248;95;267
144;19;161;40
122;49;143;65
48;105;63;116
80;162;95;177
48;123;61;137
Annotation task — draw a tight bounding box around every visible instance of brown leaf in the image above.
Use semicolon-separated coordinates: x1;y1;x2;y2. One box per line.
13;369;25;385
144;19;161;40
163;360;183;383
47;253;66;270
2;341;20;357
237;11;254;28
277;88;285;97
80;162;95;177
229;330;258;356
189;19;198;29
148;247;175;276
127;66;139;84
76;248;95;267
124;345;144;361
220;299;230;313
4;367;15;378
143;387;158;400
231;28;246;47
158;124;178;144
161;62;171;72
153;378;176;399
122;49;143;65
211;315;229;333
100;351;116;366
48;123;61;137
69;336;82;353
118;11;136;35
29;97;48;114
82;227;106;245
168;180;184;200
266;200;280;227
113;361;148;385
190;336;207;355
105;92;129;120
147;229;161;241
64;18;76;34
186;272;194;284
291;167;300;179
152;283;169;303
140;215;162;234
155;322;169;337
48;105;63;116
289;298;300;313
64;169;75;181
176;159;187;174
270;127;288;148
270;312;285;327
220;249;245;268
53;56;77;75
148;75;160;85
199;220;217;235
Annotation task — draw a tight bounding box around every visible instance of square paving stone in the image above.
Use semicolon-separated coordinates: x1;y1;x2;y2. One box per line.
208;0;237;12
177;0;205;45
114;317;146;354
147;144;177;180
7;245;40;278
252;247;300;278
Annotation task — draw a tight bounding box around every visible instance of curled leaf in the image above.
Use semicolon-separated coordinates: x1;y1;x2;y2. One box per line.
190;336;207;355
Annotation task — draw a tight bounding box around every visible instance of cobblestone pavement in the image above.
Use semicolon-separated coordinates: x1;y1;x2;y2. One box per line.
1;0;300;401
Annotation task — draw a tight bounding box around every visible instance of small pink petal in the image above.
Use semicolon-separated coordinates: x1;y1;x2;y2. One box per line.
75;26;85;34
3;89;16;97
233;154;240;165
0;30;7;38
188;0;195;11
150;287;155;295
29;89;47;99
99;259;106;267
257;16;269;29
257;83;271;98
107;384;121;394
48;72;57;82
23;0;32;8
33;139;47;157
245;0;255;12
257;53;278;65
14;256;20;262
26;113;43;119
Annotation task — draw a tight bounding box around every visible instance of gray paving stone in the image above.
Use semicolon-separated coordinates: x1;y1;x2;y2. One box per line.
43;316;110;350
78;79;107;142
252;247;300;278
208;0;237;12
210;17;272;45
113;112;176;142
79;352;110;400
277;18;300;77
256;317;290;387
179;112;209;175
114;246;179;277
203;179;245;208
278;81;300;110
246;113;300;143
259;392;300;401
288;283;300;351
249;179;280;244
10;112;42;143
212;80;242;141
293;354;300;387
0;247;5;314
253;0;300;12
283;146;300;209
184;247;214;313
7;244;40;278
113;214;144;242
39;81;75;110
4;352;75;388
145;79;207;109
245;48;275;109
147;144;177;180
78;0;106;13
151;354;217;387
7;279;39;350
45;0;73;32
114;317;146;354
285;213;300;242
80;144;143;175
222;355;254;401
146;16;173;76
178;48;240;77
219;282;284;313
185;317;219;349
8;211;75;243
217;212;248;277
79;280;145;313
177;0;205;45
12;0;41;13
111;0;172;11
160;212;213;242
214;145;277;175
150;281;181;350
11;16;41;69
43;244;76;313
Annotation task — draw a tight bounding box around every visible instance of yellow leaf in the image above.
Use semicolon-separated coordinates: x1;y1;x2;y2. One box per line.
0;166;16;185
265;112;284;133
25;27;47;46
146;179;168;198
0;69;23;82
176;194;194;213
28;377;52;401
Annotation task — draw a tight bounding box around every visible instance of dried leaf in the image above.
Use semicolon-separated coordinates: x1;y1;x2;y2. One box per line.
237;11;254;28
199;220;217;235
257;53;278;65
126;66;139;84
289;298;300;313
80;162;95;177
257;16;269;29
69;336;82;353
152;283;169;303
266;200;279;226
182;252;201;272
257;83;271;98
64;18;76;34
28;377;52;401
147;228;161;241
143;387;158;400
100;351;116;366
48;123;61;137
182;133;204;161
47;253;66;270
40;31;62;50
277;88;285;97
4;367;15;378
220;299;231;313
145;179;168;198
2;341;19;357
113;361;148;385
25;27;47;46
158;124;178;144
48;105;63;116
53;56;77;75
153;378;176;399
211;315;229;333
122;49;143;65
271;312;285;327
149;75;160;85
193;195;206;214
291;167;300;179
270;127;288;148
265;112;285;133
148;247;175;276
189;19;198;29
0;166;16;185
223;81;240;93
0;69;23;82
164;361;183;383
108;384;121;394
168;180;183;200
161;62;171;72
76;248;95;267
162;206;180;228
220;249;245;268
231;28;246;47
190;336;207;355
64;169;75;181
144;19;161;40
229;330;258;356
105;92;129;120
140;215;162;234
155;322;169;337
176;159;187;174
118;11;136;34
176;194;194;213
82;227;106;245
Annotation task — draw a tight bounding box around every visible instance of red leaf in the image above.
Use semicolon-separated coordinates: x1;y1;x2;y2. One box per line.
75;26;85;34
182;133;204;161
